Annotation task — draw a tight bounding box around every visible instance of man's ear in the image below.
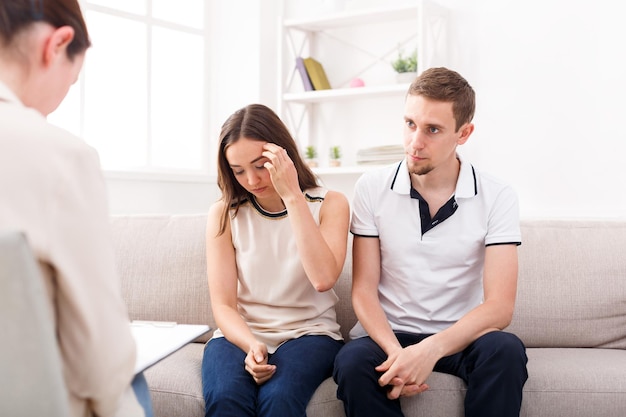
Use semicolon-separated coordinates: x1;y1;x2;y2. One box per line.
457;123;474;145
43;26;75;67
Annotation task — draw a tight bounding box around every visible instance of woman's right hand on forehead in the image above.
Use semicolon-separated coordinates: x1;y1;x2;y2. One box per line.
262;142;300;200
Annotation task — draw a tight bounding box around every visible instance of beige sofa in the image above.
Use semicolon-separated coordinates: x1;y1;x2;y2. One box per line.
111;215;626;417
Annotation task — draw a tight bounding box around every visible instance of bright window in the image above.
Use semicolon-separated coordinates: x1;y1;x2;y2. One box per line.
49;0;207;173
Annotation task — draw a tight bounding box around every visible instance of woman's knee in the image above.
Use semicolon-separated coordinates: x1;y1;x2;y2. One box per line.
202;338;252;401
203;368;257;416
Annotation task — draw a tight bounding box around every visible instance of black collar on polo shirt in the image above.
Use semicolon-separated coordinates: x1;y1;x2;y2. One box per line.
391;156;478;235
410;187;458;235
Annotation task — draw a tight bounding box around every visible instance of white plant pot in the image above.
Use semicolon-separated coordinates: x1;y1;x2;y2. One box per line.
396;72;417;84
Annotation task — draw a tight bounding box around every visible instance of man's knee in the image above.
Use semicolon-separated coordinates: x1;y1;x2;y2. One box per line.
333;337;385;387
476;331;528;375
335;339;370;368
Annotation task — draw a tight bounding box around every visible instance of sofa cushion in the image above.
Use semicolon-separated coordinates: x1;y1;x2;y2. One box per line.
509;220;626;349
521;348;626;416
144;343;205;417
111;215;215;342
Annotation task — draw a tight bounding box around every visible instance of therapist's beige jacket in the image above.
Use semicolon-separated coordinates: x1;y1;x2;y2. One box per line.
0;81;143;416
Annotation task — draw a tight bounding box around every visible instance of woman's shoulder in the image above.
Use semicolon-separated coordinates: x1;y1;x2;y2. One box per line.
303;186;345;200
208;199;226;214
301;186;348;208
317;189;349;215
303;186;326;199
322;190;349;211
324;189;347;201
312;186;348;205
206;200;224;229
208;197;250;213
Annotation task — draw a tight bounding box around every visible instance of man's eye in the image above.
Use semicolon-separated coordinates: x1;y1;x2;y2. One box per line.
428;127;439;134
406;121;415;128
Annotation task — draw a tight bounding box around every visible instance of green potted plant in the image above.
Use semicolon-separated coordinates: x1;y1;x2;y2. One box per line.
391;48;417;83
304;145;318;168
329;145;342;167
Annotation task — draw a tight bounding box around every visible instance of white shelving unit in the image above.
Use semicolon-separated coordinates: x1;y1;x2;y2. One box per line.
277;1;448;172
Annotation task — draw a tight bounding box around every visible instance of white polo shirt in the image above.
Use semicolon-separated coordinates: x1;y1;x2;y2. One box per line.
349;155;521;338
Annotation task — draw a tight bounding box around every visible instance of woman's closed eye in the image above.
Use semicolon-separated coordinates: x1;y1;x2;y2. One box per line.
232;164;266;176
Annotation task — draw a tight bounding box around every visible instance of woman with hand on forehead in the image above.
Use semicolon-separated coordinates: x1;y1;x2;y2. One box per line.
201;103;350;416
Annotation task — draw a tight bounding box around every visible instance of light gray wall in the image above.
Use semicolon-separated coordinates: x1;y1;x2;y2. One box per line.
107;0;626;219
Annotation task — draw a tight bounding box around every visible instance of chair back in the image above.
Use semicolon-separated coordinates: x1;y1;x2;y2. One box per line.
0;231;70;417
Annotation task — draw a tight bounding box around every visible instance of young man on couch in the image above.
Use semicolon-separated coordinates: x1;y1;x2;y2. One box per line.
333;67;528;417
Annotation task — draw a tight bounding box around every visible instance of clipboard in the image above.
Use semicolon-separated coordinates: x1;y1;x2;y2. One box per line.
130;321;210;374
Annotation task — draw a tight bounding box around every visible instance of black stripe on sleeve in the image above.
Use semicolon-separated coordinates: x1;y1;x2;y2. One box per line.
485;241;522;247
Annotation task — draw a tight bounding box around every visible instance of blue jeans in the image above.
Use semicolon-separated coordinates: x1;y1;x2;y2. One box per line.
202;335;343;417
132;372;154;417
333;331;528;417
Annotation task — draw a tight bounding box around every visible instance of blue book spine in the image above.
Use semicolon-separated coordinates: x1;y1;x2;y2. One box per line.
296;57;314;91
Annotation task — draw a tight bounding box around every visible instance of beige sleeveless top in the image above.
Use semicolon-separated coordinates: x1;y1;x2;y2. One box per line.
212;187;343;353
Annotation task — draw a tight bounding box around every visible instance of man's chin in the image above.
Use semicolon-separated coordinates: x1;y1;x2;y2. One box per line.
408;165;433;176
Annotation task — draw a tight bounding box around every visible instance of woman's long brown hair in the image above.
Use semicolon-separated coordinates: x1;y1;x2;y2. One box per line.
215;103;318;236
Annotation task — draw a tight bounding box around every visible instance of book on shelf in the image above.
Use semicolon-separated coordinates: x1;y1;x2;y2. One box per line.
303;57;331;90
295;57;314;91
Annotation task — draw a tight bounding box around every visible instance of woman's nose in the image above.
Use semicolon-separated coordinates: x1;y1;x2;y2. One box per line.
247;171;260;186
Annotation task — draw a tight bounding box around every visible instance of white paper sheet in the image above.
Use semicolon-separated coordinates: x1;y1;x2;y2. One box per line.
130;321;210;374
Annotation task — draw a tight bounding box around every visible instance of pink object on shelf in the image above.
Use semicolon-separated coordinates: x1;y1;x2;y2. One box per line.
349;78;365;88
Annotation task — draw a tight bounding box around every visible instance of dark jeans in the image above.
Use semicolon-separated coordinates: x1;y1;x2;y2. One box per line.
333;331;528;417
202;335;343;417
